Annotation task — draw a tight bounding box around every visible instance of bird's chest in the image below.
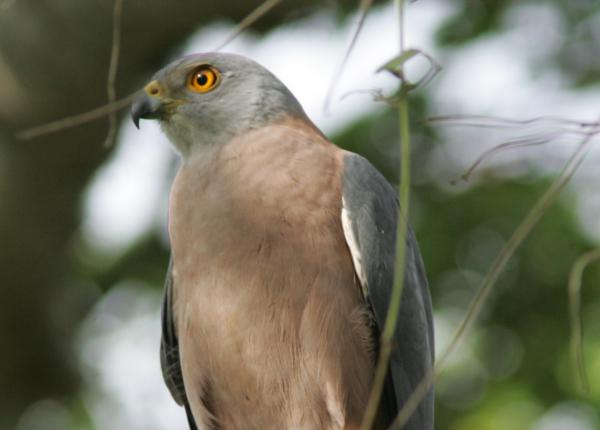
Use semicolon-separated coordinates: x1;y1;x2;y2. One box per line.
168;138;344;282
166;138;369;428
167;138;349;346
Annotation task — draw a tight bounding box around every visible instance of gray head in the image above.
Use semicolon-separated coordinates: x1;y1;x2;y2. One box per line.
131;53;307;157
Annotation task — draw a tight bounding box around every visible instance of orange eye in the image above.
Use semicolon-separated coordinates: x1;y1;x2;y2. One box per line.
188;66;219;93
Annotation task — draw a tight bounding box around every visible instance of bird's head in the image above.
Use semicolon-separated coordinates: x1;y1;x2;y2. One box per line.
131;53;306;156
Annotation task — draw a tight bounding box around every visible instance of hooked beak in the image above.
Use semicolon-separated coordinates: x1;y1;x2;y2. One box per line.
131;80;165;129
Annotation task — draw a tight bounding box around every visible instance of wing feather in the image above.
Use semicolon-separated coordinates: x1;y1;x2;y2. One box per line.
341;153;434;430
160;260;198;430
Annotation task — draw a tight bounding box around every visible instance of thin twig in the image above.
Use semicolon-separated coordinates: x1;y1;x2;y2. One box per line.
426;114;600;183
213;0;282;51
104;0;124;148
568;248;600;394
428;114;600;130
16;0;129;142
361;1;409;428
459;131;569;182
16;0;280;141
16;93;137;140
388;131;596;430
323;0;374;113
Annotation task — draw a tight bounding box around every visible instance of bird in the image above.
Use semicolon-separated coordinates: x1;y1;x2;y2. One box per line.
131;53;434;430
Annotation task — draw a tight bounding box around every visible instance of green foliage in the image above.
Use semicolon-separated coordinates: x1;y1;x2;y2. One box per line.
436;0;506;45
437;0;600;87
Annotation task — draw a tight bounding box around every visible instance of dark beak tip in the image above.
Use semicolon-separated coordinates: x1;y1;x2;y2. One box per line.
131;98;145;130
131;94;162;130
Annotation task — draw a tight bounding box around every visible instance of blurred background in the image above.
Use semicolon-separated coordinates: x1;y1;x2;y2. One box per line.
1;0;600;429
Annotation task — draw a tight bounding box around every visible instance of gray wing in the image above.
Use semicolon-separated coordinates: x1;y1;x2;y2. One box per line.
160;260;198;430
341;153;434;430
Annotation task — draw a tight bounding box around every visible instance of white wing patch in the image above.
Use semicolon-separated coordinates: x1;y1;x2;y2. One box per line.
341;197;369;300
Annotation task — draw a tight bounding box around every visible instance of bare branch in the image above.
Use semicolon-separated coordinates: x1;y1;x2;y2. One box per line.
323;0;374;113
104;0;124;148
389;130;597;430
427;114;600;181
213;0;282;51
361;1;409;429
16;0;282;142
428;114;600;131
458;131;569;182
16;93;137;140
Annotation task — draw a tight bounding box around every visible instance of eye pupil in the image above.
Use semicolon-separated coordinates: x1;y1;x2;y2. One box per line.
197;73;208;86
188;67;219;93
